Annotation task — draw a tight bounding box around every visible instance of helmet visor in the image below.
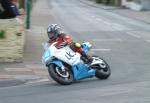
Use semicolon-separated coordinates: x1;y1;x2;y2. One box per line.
48;32;54;39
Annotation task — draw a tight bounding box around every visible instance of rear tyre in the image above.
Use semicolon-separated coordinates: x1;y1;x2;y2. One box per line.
92;56;111;79
48;64;73;85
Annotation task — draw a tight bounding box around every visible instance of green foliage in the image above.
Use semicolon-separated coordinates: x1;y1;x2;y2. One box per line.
0;30;5;39
95;0;121;6
95;0;102;3
95;0;108;3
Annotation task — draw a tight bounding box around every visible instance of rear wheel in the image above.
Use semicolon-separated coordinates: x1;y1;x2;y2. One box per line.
48;64;73;85
92;56;111;79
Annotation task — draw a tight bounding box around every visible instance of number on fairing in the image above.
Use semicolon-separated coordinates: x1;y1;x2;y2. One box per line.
65;50;76;60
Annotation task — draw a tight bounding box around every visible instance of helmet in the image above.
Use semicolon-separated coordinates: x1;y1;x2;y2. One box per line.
47;24;62;40
74;42;81;48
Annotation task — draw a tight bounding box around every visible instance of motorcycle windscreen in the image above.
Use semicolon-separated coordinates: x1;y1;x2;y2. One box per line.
42;48;51;63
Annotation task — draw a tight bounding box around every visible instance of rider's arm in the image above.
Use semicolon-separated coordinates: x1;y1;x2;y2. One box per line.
61;34;73;44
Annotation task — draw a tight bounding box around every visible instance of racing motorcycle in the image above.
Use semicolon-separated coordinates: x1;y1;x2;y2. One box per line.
42;42;111;85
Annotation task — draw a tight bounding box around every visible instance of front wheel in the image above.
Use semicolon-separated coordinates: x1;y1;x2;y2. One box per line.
92;56;111;79
48;64;73;85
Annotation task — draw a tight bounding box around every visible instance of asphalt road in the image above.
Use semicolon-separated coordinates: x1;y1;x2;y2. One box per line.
0;0;150;103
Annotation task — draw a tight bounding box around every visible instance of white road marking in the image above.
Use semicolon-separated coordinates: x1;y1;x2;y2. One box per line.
96;18;103;22
25;78;49;84
25;64;46;69
91;15;96;18
0;78;49;90
91;49;112;51
146;40;150;43
126;32;141;38
112;23;127;31
93;38;123;42
13;75;41;80
103;21;112;25
5;68;32;72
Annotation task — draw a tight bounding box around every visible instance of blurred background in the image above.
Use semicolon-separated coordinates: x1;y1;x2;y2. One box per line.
0;0;150;102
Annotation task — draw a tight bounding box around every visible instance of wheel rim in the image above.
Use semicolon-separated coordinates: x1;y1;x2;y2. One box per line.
55;67;70;78
95;58;108;72
100;68;109;73
99;61;109;72
99;63;110;74
99;62;106;69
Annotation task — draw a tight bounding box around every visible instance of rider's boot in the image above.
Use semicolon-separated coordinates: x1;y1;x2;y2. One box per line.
81;52;93;64
86;56;93;64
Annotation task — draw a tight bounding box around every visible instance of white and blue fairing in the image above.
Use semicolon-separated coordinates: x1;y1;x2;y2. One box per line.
72;63;95;80
42;42;96;80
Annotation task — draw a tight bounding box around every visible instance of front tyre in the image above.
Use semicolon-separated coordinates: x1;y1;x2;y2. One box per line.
92;57;111;79
48;64;73;85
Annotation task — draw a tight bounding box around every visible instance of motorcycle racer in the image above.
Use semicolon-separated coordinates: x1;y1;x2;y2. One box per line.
47;24;92;64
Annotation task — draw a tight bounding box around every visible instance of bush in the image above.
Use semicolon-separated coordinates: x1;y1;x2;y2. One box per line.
95;0;102;3
109;0;121;6
0;30;5;39
95;0;121;6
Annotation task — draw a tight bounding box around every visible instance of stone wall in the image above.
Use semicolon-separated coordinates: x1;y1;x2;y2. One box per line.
0;18;25;62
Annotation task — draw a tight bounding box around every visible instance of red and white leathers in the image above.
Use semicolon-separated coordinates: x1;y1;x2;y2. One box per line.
48;33;92;63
